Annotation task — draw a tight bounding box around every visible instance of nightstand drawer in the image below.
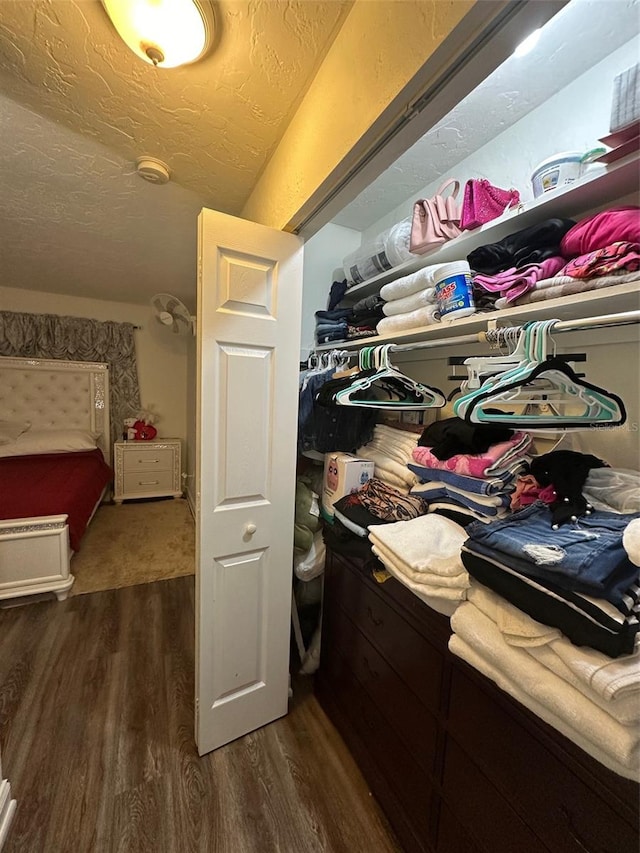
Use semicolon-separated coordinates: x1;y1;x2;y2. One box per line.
122;448;175;472
123;470;175;495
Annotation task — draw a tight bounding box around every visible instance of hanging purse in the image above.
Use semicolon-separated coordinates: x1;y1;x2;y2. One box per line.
459;179;521;231
409;179;462;255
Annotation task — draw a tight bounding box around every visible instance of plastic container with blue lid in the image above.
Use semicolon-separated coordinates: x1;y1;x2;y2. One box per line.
434;261;476;320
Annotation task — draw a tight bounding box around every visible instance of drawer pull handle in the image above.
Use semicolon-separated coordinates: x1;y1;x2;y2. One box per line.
245;523;257;535
139;480;160;486
367;606;383;628
138;459;159;463
362;655;380;680
559;805;591;853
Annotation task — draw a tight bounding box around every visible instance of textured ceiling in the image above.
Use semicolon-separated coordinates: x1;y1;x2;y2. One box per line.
0;0;351;307
0;0;636;310
334;0;640;231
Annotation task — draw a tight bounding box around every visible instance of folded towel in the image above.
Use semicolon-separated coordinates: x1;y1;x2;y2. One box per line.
371;538;469;589
355;446;417;488
376;423;422;447
408;462;523;495
467;583;561;646
526;643;640;726
624;519;640;567
366;437;416;467
450;603;640;779
380;265;445;301
449;634;639;781
367;513;467;576
538;633;640;705
382;287;436;316
371;544;465;610
376;304;441;336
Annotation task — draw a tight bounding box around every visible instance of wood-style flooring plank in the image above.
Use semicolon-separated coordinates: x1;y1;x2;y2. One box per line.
0;577;401;853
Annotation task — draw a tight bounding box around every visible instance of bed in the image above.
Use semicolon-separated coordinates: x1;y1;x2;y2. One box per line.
0;356;112;601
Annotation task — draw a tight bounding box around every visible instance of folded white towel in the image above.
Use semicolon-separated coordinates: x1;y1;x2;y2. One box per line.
375;424;421;451
546;633;640;704
450;602;640;779
366;438;415;467
380;265;446;301
370;467;411;493
468;583;640;725
527;643;640;726
372;539;469;589
355;446;417;488
449;635;639;781
467;583;561;647
623;518;640;566
367;513;467;576
371;545;465;610
377;305;441;336
382;287;436;316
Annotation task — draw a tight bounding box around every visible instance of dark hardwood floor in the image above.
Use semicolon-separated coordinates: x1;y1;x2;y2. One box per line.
0;577;401;853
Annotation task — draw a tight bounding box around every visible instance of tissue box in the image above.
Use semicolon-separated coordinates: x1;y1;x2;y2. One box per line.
322;453;374;521
610;62;640;133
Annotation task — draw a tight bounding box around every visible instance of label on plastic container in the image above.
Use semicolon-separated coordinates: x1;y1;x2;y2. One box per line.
435;273;475;317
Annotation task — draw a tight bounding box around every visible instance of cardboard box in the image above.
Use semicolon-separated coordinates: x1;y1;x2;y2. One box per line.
322;453;374;521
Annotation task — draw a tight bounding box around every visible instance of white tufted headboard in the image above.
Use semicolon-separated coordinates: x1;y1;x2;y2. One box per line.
0;356;111;465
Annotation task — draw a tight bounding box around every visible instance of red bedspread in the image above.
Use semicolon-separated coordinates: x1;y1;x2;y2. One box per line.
0;449;113;551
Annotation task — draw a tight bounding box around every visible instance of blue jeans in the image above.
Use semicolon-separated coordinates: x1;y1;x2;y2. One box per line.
467;502;640;607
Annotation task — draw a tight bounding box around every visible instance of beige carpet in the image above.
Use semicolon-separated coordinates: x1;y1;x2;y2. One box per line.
70;498;195;596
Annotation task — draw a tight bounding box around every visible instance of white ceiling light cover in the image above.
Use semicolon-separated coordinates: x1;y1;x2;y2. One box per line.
101;0;213;68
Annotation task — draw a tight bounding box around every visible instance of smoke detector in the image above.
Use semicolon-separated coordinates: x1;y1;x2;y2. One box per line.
136;157;171;184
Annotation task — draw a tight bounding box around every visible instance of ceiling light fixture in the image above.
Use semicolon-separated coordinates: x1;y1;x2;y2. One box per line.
101;0;214;69
513;28;542;58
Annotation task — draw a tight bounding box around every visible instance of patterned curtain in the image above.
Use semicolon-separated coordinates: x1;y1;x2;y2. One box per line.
0;311;141;448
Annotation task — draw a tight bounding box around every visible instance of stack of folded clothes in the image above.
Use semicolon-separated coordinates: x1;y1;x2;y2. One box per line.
356;423;420;494
495;206;640;308
408;418;532;523
367;514;470;616
460;502;640;659
450;582;640;780
315;295;385;344
332;477;428;538
376;265;444;336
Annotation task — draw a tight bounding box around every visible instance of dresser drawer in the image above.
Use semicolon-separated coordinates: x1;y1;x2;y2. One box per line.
436;804;483;853
123;470;175;495
324;598;439;776
442;737;546;853
122;448;175;472
328;559;444;714
447;664;639;853
321;638;435;846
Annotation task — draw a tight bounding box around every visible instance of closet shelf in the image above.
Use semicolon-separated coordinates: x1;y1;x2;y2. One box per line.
317;280;640;351
342;150;640;301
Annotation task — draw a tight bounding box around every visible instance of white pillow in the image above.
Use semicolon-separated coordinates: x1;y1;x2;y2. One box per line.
0;429;99;458
0;420;31;445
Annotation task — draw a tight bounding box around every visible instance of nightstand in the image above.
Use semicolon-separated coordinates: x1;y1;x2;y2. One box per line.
113;439;182;503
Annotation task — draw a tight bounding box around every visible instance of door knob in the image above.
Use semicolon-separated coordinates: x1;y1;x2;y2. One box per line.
245;523;257;535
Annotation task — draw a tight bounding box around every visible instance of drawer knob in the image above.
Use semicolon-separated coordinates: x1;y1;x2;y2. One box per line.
367;606;383;628
245;523;257;535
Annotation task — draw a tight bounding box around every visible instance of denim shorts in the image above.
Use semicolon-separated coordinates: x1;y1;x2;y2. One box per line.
466;502;640;605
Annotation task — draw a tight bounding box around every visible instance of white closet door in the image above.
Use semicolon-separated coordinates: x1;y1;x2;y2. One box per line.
195;207;303;755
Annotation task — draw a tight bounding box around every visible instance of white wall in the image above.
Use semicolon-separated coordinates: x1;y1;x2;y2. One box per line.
364;37;639;239
0;286;188;452
301;223;360;359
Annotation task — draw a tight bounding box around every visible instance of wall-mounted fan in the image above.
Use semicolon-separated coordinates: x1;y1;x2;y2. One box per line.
151;293;195;335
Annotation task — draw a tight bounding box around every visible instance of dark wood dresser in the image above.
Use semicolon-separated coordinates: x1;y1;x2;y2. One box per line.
315;546;640;853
